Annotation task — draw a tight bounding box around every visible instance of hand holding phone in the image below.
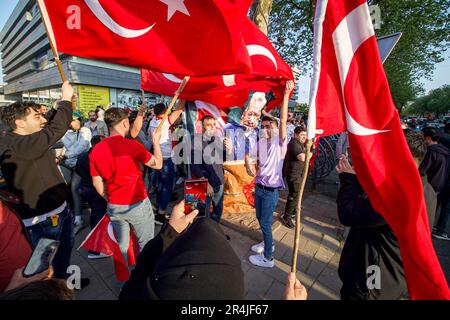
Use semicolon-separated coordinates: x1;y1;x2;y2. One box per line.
184;179;208;217
23;238;60;278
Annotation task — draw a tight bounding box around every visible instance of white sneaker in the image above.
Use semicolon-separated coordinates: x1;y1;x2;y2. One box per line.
88;252;113;259
249;254;275;268
73;218;84;235
251;241;275;254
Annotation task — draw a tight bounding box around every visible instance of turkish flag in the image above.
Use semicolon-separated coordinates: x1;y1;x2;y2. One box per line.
308;0;449;299
141;19;294;108
37;0;252;76
78;215;139;282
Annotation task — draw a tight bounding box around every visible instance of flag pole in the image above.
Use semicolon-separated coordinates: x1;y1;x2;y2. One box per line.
156;76;190;132
36;0;66;83
291;138;314;273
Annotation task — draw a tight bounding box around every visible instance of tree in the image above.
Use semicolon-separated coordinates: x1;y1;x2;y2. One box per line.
409;85;450;117
267;0;449;112
250;0;274;35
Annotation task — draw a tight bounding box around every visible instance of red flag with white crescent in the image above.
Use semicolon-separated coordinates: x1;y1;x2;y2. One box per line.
37;0;252;76
78;215;139;282
307;0;450;299
141;18;294;108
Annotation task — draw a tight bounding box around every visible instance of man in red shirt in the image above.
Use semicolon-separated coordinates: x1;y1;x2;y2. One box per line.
89;108;162;274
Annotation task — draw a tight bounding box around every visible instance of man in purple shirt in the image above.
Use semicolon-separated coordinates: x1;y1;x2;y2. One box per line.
245;81;294;268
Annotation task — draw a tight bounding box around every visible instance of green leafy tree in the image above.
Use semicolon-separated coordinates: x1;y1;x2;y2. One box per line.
267;0;449;112
409;85;450;117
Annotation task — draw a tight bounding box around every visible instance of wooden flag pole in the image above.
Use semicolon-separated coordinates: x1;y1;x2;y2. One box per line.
156;76;190;132
36;0;66;83
291;138;314;272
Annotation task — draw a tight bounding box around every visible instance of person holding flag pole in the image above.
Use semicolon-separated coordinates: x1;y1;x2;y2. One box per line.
293;0;450;300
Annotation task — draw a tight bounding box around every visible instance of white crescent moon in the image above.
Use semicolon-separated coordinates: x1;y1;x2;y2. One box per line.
84;0;155;38
163;73;183;83
332;3;389;136
107;222;119;245
223;44;278;87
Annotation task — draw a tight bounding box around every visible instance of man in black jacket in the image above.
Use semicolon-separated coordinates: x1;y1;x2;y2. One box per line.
190;116;232;223
419;126;449;194
336;155;407;300
419;126;450;240
0;82;75;279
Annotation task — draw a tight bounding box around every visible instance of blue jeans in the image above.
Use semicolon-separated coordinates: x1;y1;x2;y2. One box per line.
205;184;224;223
254;186;279;260
156;158;176;211
26;205;74;279
107;198;154;266
78;185;107;229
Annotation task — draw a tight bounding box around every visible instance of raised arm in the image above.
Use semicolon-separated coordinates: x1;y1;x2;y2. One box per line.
279;81;295;143
145;129;163;169
130;104;147;139
168;99;185;125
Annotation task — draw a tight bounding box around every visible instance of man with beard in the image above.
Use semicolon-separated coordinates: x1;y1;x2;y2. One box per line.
89;108;163;279
222;92;267;214
190;116;232;223
84;110;108;137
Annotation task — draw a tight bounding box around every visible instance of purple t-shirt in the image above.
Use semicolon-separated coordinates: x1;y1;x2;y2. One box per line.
255;137;288;189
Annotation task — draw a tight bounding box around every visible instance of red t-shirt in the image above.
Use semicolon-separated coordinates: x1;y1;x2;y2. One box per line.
89;135;152;205
0;202;32;293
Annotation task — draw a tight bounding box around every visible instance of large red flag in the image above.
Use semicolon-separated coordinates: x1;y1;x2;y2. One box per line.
37;0;252;76
78;215;139;282
141;19;294;108
307;0;449;299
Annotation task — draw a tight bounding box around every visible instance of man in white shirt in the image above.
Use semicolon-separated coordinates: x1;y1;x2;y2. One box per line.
148;100;185;224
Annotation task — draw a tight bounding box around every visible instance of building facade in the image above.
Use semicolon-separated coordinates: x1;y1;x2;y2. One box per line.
0;0;160;115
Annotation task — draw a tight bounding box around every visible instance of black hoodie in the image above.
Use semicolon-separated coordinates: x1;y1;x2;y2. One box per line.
0;101;72;220
419;143;450;193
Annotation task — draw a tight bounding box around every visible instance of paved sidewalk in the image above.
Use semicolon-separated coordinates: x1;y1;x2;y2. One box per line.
73;190;345;300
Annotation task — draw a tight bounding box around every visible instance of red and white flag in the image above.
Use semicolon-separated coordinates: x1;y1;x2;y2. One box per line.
307;0;450;299
78;215;139;282
141;18;294;108
37;0;252;76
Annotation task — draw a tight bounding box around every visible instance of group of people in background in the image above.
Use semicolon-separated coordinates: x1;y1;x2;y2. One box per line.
0;79;447;301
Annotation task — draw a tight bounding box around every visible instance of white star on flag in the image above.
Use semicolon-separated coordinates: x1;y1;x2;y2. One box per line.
159;0;190;22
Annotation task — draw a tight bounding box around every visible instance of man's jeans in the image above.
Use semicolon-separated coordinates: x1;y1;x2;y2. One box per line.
205;184;224;223
436;190;450;234
284;178;300;218
254;186;279;260
26;205;74;279
156;158;176;211
78;185;107;229
107;198;154;266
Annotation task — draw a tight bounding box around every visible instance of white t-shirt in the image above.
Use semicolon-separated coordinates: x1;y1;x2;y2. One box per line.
148;117;172;159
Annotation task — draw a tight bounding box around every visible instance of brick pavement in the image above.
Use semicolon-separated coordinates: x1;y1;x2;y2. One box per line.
73;189;346;300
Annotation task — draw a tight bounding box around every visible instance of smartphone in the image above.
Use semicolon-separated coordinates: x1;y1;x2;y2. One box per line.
23;238;60;278
184;179;208;217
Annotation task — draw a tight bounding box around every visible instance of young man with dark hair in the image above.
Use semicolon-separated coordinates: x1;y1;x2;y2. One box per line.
245;81;294;268
148;100;185;224
85;110;108;137
419;126;450;240
281;125;307;229
0;82;75;280
89;108;163;275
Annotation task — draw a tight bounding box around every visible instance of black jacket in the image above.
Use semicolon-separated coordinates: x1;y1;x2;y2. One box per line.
419;143;449;193
337;173;407;300
0;101;72;220
190;135;225;188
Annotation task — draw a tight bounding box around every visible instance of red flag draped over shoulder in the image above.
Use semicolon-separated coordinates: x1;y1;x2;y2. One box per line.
307;0;450;299
37;0;252;76
141;18;294;108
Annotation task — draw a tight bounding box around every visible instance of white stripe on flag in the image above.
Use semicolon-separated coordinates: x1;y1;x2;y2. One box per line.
37;0;59;56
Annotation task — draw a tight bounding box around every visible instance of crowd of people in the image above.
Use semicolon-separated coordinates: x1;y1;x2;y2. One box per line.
0;79;447;300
